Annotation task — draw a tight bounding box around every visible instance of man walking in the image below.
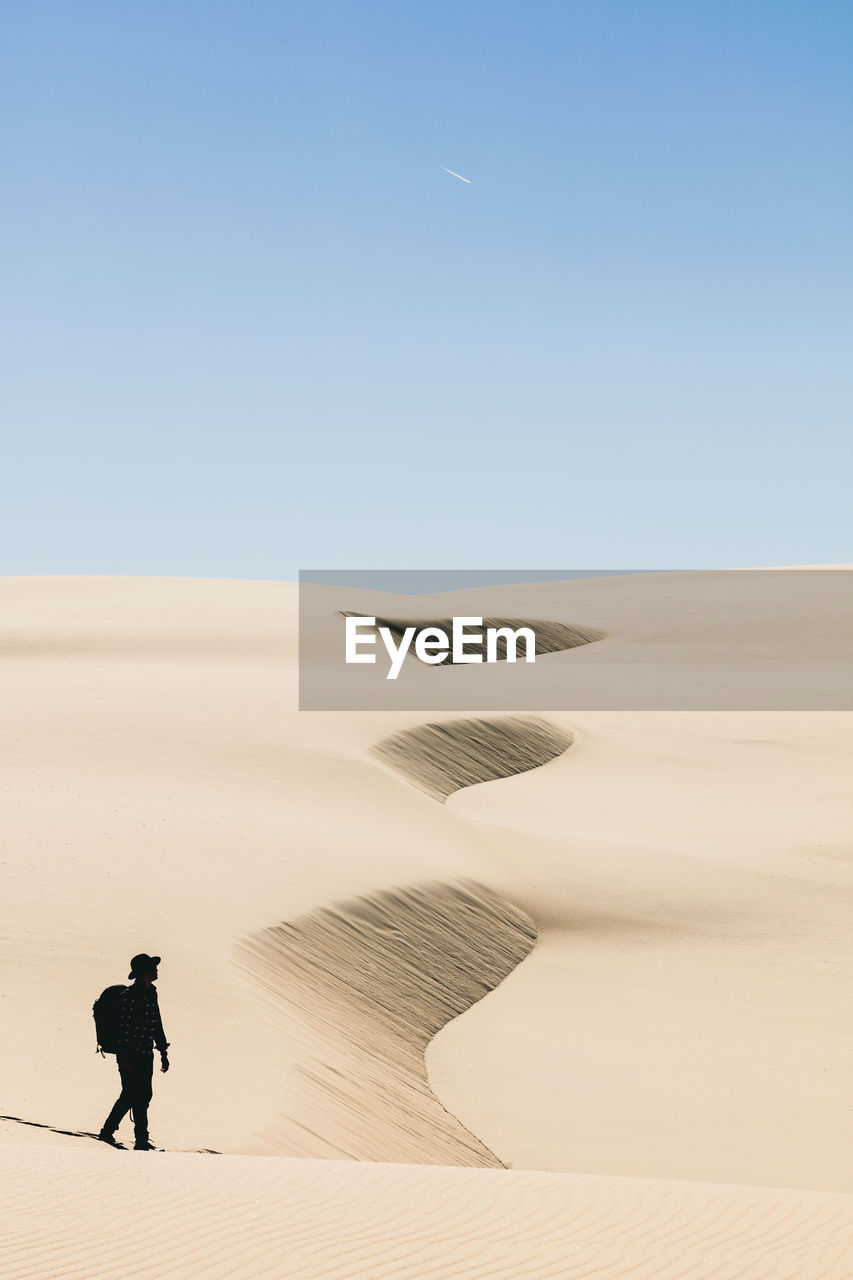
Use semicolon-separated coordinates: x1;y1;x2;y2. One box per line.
99;953;170;1151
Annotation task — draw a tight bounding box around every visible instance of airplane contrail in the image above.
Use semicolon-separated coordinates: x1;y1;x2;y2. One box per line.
440;165;472;184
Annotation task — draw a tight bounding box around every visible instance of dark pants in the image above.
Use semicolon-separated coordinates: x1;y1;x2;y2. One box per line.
102;1052;154;1145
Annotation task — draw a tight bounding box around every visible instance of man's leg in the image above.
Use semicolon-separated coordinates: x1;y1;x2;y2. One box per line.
130;1054;154;1148
101;1057;133;1137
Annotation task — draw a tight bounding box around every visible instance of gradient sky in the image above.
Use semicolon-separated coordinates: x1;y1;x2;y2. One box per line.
3;1;851;576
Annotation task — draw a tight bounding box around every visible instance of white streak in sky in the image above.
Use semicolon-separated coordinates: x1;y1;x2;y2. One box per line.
440;165;472;184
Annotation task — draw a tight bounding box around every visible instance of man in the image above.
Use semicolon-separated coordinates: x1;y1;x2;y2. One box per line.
99;953;170;1151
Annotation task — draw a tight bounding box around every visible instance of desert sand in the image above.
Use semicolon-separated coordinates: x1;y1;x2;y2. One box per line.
1;573;851;1279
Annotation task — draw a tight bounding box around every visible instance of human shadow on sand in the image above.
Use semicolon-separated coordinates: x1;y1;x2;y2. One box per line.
0;1114;220;1154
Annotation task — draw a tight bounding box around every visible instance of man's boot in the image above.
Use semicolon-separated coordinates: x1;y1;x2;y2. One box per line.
98;1130;125;1148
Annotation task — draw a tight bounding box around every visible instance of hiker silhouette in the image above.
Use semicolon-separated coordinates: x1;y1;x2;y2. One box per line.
97;954;170;1151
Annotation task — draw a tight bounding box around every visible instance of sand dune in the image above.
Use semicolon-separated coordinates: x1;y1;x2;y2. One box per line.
2;1144;851;1280
372;714;573;799
237;881;535;1163
1;574;851;1279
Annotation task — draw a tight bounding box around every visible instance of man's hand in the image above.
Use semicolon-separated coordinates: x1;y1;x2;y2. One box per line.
160;1052;170;1074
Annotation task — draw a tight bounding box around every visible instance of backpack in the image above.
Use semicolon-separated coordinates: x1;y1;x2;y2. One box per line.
93;984;128;1054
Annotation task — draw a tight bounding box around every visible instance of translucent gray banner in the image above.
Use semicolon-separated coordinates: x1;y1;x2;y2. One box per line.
298;570;853;711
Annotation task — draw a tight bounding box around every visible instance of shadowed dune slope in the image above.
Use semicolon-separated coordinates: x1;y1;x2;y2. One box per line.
237;881;536;1165
339;612;603;661
372;715;573;801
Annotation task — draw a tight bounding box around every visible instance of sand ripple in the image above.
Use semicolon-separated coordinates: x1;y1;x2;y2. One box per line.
2;1145;851;1280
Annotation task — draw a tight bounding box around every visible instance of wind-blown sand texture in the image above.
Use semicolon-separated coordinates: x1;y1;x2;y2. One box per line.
3;1146;851;1280
371;714;573;799
1;573;851;1279
237;881;536;1162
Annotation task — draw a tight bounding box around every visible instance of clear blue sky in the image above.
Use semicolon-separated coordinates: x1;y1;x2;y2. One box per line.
3;1;851;576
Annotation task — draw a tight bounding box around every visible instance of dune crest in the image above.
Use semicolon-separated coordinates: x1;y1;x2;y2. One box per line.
237;880;536;1164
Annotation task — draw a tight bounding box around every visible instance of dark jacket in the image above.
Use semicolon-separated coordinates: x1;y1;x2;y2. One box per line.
117;982;169;1055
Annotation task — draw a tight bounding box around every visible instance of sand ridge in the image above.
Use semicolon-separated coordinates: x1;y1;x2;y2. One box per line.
237;881;536;1163
372;714;573;800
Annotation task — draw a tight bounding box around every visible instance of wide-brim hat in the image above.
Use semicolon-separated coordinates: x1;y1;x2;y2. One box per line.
128;953;161;979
